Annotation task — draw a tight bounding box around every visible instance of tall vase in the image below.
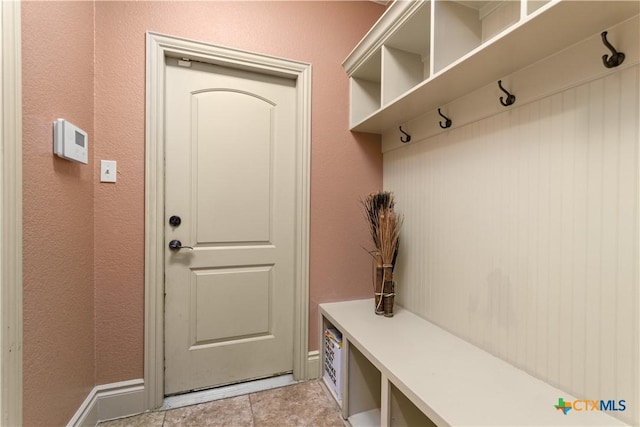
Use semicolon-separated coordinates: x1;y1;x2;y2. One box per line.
382;264;395;317
374;253;384;315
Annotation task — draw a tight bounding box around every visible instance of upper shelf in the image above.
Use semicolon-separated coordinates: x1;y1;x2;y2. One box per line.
344;0;640;134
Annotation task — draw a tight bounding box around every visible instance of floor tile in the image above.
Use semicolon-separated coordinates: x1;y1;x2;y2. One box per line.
98;380;345;427
163;394;253;427
249;381;345;427
99;410;165;427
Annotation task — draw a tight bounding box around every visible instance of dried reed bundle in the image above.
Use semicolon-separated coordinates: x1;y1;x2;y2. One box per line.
377;208;401;266
361;191;403;314
361;191;402;265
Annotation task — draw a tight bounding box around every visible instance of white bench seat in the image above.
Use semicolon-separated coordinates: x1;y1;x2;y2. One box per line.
320;299;626;427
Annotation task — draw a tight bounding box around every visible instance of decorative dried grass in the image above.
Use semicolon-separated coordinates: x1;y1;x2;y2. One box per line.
361;191;402;264
361;191;403;314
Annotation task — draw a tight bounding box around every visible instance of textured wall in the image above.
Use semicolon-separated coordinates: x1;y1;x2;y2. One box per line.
21;2;96;426
93;1;384;384
21;2;383;421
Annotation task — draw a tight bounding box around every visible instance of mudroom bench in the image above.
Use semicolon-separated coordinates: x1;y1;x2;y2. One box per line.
320;299;625;427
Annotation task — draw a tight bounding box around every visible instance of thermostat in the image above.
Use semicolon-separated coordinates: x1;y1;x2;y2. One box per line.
53;119;88;164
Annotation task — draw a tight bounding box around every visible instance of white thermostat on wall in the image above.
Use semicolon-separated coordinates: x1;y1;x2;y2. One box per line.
53;119;88;164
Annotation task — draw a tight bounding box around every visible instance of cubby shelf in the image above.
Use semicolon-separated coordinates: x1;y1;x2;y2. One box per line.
344;0;639;134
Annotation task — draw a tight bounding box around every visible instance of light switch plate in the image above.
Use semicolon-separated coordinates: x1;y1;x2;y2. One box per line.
100;160;117;183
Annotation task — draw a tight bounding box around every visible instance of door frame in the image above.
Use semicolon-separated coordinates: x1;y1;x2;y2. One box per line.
1;1;23;425
144;32;311;409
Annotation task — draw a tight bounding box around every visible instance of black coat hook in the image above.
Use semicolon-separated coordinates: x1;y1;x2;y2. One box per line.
399;126;411;143
438;108;452;129
601;31;625;68
498;80;516;107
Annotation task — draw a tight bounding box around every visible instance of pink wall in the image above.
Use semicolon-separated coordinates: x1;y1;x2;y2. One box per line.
22;1;383;422
22;2;96;426
93;1;384;384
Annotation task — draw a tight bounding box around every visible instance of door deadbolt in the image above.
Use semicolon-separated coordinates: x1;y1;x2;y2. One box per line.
169;215;182;227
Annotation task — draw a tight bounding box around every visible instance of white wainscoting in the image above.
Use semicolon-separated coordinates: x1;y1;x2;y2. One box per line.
384;63;639;425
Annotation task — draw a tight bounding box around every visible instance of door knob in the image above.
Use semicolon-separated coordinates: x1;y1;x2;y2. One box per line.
169;215;182;227
169;240;193;251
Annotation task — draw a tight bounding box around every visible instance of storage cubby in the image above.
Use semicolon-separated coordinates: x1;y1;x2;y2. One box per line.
321;324;343;405
389;383;436;427
433;0;520;73
349;50;381;126
381;2;430;105
346;344;382;426
527;0;551;15
479;1;521;41
381;47;424;106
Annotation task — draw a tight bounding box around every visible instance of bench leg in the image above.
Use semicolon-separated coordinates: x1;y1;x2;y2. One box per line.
341;339;349;420
381;374;390;427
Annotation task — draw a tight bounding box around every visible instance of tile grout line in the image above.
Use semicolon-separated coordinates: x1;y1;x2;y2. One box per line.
248;390;256;427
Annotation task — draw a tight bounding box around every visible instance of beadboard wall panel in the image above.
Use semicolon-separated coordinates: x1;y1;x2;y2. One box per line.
384;65;638;425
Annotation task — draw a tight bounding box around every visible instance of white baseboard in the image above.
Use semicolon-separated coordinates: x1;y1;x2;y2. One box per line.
307;350;321;379
67;379;145;427
68;353;319;426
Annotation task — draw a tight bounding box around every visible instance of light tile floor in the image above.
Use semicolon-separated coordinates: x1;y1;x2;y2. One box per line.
99;380;348;427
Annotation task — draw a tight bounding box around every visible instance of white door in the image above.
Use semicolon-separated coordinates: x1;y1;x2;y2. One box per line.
164;58;297;395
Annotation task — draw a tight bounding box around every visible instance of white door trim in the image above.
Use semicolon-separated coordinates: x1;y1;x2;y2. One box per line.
144;32;311;409
1;1;23;425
